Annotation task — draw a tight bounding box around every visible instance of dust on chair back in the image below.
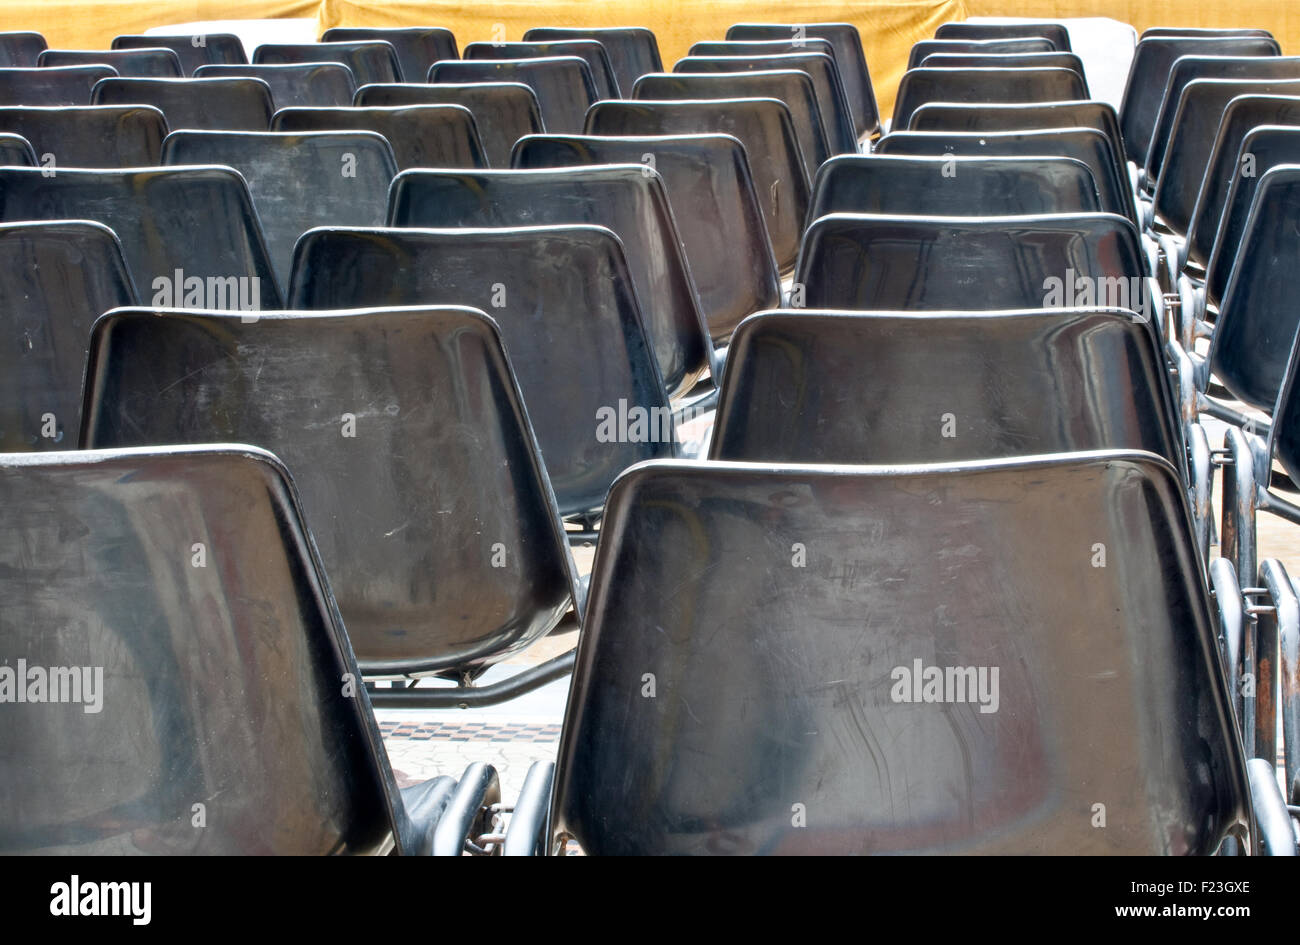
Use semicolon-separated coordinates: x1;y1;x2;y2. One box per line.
0;105;167;166
0;31;46;68
907;38;1054;70
908;100;1126;163
428;57;596;135
322;26;458;83
91;76;274;130
254;41;401;86
936;21;1072;51
523;26;662;95
0;65;116;106
270;104;487;170
112;34;247;75
464;41;619;100
39;47;183;78
194;62;356;109
893;67;1087;131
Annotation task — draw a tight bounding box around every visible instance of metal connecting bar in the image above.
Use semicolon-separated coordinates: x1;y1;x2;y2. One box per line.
366;649;577;709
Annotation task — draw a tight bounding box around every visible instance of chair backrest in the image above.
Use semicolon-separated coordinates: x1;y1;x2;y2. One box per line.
512;132;780;342
688;37;835;62
0;31;46;68
1146;57;1300;185
91;76;273;131
39;47;183;78
464;41;619;100
523;26;662;95
162;130;397;292
0;105;167;167
82;306;577;677
807;154;1101;223
270;104;487;171
354;81;542;168
1144;27;1276;41
585;98;808;272
0;131;33;164
254;41;401;86
388;165;711;399
908;99;1126;163
1120;36;1280;162
633;71;828;177
321;26;458;84
0;445;410;854
0;164;282;309
194;62;356;108
1208;165;1300;411
1268;328;1300;487
907;38;1054;71
553;452;1246;854
1154;78;1300;236
286;224;675;517
1186;95;1300;268
112;33;247;75
919;52;1088;92
725;22;878;138
710;308;1179;467
0;221;136;451
936;20;1072;51
1206;127;1300;305
796;212;1147;316
893;67;1087;130
876;128;1133;223
0;65;116;106
428;56;596;135
672;52;856;155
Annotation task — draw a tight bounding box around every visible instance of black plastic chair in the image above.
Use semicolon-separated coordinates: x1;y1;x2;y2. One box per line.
39;47;183;78
354;82;542;168
907;38;1055;71
428;57;596;135
287;224;677;521
875;128;1134;224
253;41;401;87
512;132;780;342
194;62;356;108
585;98;809;273
0;65;115;106
633;71;828;178
1186;95;1300;270
711;308;1178;468
523;26;662;96
919;52;1089;95
1144;27;1277;41
388;166;712;402
82;304;581;691
0;221;136;451
908;99;1127;164
807;154;1101;223
322;26;458;83
522;451;1267;854
0;131;34;164
111;33;247;75
0;164;282;309
797;212;1149;317
936;20;1072;51
1205;129;1300;307
0;105;167;167
672;52;855;155
91;76;273;131
464;41;619;100
725;22;879;140
1154;79;1300;241
893;67;1087;131
0;31;46;68
1145;57;1300;189
0;444;497;855
1120;36;1281;165
162;130;397;293
270;104;486;171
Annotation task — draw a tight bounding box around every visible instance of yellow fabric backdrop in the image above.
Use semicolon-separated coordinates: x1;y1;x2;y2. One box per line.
2;0;1297;118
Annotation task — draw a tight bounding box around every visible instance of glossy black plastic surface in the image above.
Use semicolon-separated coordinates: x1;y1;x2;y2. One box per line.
523;26;662;95
908;99;1126;164
907;37;1053;71
355;81;542;168
91;76;274;130
512;132;780;340
936;21;1072;51
464;41;619;100
322;27;458;83
286;224;675;517
162;129;397;292
429;57;596;135
39;47;183;78
0;221;136;451
919;52;1088;94
0;65;116;106
0;104;167;166
270;104;486;171
254;41;401;86
194;62;356;109
0;164;282;309
0;31;46;68
112;33;247;75
0;132;33;164
585;98;808;272
554;453;1247;854
82;307;577;677
387;165;711;399
893;67;1087;131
